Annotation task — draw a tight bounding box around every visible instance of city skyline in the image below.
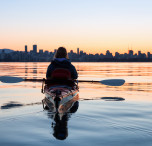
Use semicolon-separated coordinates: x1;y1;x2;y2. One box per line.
22;45;152;56
0;0;152;54
0;44;151;56
1;44;152;62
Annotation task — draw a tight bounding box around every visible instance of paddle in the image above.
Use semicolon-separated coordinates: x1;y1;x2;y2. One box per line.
0;76;125;86
0;76;24;83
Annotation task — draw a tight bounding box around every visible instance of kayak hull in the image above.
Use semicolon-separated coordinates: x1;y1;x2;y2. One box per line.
42;84;79;113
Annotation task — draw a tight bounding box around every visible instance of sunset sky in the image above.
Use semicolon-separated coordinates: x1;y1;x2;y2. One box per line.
0;0;152;54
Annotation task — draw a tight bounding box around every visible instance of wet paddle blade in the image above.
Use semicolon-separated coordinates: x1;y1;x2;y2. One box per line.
0;76;24;83
100;79;125;86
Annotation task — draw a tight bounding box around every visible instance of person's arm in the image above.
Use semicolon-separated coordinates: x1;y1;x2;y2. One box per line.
46;64;54;79
71;65;78;79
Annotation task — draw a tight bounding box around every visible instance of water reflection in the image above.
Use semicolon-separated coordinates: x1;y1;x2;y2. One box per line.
25;63;28;78
82;97;125;101
101;97;125;101
32;63;37;78
1;101;23;109
46;101;79;140
1;101;42;109
1;62;152;100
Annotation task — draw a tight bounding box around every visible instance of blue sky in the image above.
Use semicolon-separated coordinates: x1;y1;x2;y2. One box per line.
0;0;152;54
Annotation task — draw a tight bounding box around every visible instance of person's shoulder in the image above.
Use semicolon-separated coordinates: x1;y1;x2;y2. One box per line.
50;59;57;65
70;63;75;67
62;58;71;65
47;61;54;68
69;62;76;70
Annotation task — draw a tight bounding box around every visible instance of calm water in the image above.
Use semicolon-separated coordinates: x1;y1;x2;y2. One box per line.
0;62;152;146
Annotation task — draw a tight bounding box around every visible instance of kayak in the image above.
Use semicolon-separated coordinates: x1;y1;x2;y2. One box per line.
42;79;79;112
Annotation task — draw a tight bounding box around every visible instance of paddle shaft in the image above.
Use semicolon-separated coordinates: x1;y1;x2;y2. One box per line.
24;78;44;82
24;78;125;86
0;76;125;86
24;78;99;83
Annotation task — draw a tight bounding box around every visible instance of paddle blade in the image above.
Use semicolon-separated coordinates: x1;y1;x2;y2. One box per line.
0;76;24;83
100;79;125;86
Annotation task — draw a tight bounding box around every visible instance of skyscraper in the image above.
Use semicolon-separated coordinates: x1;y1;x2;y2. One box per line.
77;48;79;55
33;45;37;53
54;49;57;54
25;45;27;53
129;50;133;55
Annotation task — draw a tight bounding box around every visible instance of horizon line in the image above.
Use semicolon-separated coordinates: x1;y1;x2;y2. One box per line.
0;48;151;56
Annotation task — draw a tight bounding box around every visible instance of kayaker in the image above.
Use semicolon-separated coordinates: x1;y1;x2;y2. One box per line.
46;47;78;80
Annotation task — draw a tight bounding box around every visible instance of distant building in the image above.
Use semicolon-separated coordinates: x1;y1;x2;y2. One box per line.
128;50;134;58
147;52;152;59
138;51;141;56
129;50;133;55
25;45;28;53
77;48;79;55
33;45;37;53
44;51;49;55
80;51;83;55
2;49;5;53
39;50;43;54
54;49;57;54
70;50;73;54
142;53;146;58
106;50;113;58
115;52;120;59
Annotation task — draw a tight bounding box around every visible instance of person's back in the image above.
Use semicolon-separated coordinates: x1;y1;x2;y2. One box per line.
46;47;78;80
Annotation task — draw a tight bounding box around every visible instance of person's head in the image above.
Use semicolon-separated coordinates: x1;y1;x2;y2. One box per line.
54;47;69;59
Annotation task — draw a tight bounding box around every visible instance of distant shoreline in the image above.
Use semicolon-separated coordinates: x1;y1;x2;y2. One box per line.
0;61;152;63
1;48;152;62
